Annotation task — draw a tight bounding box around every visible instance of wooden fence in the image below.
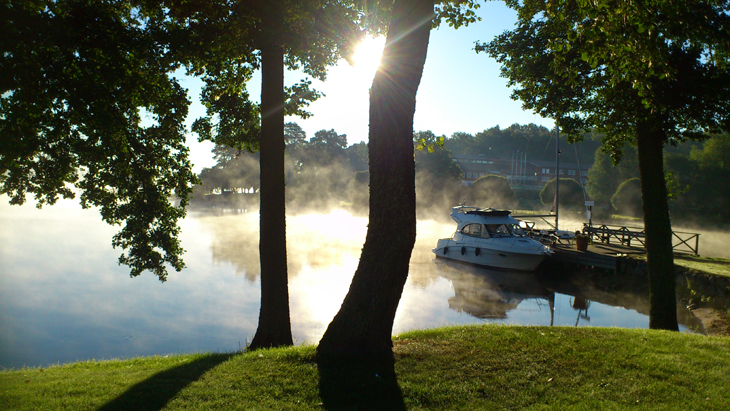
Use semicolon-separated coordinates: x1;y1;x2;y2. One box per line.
582;224;700;255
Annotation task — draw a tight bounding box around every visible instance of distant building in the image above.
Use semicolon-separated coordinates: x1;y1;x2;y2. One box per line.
452;154;589;191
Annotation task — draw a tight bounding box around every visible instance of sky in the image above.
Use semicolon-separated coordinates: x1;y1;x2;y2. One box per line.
181;2;555;172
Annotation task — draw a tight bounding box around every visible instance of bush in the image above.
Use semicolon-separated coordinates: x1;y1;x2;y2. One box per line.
611;177;643;217
539;178;587;212
467;175;517;209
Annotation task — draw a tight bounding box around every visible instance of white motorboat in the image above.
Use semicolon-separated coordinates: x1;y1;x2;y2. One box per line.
432;206;553;271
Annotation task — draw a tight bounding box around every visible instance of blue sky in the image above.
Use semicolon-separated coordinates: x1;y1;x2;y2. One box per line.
183;2;555;172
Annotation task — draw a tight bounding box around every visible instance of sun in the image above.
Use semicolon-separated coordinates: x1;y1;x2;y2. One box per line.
352;36;386;79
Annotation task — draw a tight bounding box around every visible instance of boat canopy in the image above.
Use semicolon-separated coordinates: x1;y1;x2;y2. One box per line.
465;209;511;217
450;206;520;226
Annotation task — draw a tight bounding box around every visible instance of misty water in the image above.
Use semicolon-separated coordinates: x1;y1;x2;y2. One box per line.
2;200;729;369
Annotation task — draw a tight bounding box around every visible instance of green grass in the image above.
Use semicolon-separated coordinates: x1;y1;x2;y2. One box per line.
627;252;730;278
607;214;644;222
673;253;730;278
2;326;729;410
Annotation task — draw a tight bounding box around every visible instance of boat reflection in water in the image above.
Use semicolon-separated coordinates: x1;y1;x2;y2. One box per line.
431;259;670;330
434;259;557;325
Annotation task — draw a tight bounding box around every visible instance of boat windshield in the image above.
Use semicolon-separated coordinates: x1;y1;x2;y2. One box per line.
510;224;527;237
461;223;489;238
484;224;515;238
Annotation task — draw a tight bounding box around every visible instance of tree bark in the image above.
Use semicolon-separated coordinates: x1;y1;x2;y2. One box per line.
317;0;434;357
636;116;679;331
249;43;294;349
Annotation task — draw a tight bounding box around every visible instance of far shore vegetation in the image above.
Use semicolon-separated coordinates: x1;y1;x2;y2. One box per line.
2;326;729;410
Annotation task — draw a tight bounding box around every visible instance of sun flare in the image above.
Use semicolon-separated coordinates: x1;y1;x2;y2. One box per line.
352;36;385;79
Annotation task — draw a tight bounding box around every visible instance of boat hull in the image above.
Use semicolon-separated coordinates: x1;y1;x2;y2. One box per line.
432;239;548;272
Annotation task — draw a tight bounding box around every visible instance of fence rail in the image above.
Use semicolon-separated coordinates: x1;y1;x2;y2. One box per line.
583;224;700;255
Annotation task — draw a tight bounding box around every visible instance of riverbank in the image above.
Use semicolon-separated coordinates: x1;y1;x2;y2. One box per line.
2;325;729;410
632;253;730;337
672;253;730;279
674;254;730;337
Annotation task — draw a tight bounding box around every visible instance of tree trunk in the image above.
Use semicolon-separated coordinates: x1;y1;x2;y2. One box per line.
636;116;679;331
317;0;434;357
249;43;293;349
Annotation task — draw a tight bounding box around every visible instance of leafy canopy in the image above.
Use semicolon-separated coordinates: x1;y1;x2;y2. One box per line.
1;0;196;280
479;0;730;161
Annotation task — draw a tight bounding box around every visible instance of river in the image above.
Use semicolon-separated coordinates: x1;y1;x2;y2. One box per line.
1;200;726;369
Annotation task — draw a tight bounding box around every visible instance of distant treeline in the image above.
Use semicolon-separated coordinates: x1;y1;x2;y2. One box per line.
443;123;601;165
192;123;730;226
585;132;730;226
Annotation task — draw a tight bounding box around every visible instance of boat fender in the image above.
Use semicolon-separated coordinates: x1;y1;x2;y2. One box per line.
461;247;466;255
475;247;481;256
443;247;448;255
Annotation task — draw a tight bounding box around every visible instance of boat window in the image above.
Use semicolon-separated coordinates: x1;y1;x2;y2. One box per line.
479;225;490;238
511;224;526;236
461;223;483;237
496;224;511;235
486;224;513;237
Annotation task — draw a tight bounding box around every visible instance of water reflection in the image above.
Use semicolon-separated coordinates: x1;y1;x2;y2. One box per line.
427;258;691;332
200;209;368;282
0;202;711;369
434;260;554;321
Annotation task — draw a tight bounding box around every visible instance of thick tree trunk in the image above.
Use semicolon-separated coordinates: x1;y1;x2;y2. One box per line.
636;117;679;331
317;0;434;357
249;43;293;349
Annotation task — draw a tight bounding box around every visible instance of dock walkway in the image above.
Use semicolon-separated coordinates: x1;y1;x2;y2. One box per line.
550;242;646;271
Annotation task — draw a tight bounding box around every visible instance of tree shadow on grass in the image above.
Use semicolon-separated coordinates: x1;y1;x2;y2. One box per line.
97;353;235;411
317;353;406;411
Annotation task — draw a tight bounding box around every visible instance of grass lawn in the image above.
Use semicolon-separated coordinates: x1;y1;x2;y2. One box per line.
2;325;729;410
673;253;730;279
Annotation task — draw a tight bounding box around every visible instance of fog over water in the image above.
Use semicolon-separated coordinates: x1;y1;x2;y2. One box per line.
1;198;726;369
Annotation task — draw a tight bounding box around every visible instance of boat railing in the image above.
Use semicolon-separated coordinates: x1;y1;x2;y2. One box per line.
524;230;559;247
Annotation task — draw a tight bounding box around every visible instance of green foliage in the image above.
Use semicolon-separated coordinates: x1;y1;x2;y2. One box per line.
413;131;461;180
434;0;481;29
611;177;643;217
287;128;348;175
444;131;477;155
413;130;463;214
444;124;601;166
1;0;388;280
346;141;369;172
586;145;639;206
666;133;730;226
196;125;368;210
308;129;348;165
480;0;730;158
284;122;307;146
1;0;198;281
197;152;260;194
539;177;586;212
690;132;730;172
664;170;689;202
468;175;517;209
178;0;370;152
285;129;352;209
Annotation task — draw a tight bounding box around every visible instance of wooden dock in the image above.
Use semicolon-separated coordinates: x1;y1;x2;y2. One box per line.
550;241;646;271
